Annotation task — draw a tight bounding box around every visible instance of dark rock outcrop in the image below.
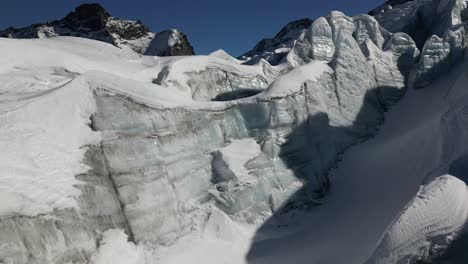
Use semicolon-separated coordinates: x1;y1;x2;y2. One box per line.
0;3;195;56
239;18;313;65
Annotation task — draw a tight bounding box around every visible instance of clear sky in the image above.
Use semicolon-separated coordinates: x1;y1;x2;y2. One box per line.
0;0;384;56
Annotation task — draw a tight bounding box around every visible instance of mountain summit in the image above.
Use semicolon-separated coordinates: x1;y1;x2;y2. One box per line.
0;3;195;56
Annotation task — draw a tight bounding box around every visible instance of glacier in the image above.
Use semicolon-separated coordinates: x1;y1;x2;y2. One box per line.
1;1;468;264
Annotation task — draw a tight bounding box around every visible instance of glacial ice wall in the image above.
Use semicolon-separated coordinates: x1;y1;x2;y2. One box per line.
86;11;414;250
0;10;419;264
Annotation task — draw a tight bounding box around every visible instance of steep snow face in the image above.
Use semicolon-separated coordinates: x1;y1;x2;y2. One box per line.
367;175;468;264
0;3;195;56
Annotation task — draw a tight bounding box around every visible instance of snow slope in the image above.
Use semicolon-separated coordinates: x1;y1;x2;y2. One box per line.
90;229;146;264
0;76;100;218
367;175;468;263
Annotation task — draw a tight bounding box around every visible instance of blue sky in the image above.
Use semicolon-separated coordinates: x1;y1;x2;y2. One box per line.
0;0;383;56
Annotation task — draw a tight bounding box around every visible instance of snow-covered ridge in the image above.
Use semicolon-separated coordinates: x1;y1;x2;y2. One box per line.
0;3;195;56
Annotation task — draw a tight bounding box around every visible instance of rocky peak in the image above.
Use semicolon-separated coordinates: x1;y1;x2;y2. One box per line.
239;18;313;64
368;0;417;15
274;18;313;39
62;3;111;31
0;3;195;56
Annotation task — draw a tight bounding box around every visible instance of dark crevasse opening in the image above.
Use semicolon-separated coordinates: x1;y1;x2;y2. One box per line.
211;89;264;101
448;152;468;184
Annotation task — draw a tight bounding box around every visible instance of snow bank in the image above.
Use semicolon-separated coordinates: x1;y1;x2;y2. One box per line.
259;61;332;98
153;55;271;97
209;49;243;64
367;175;468;263
216;139;261;182
90;229;146;264
157;207;256;264
0;37;143;77
0;76;100;218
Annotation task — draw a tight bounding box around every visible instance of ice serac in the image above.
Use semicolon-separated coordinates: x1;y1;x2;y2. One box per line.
366;175;468;264
327;11;355;43
411;35;451;88
384;32;420;76
366;40;407;109
369;0;468;89
353;15;388;49
410;25;466;88
309;17;335;62
292;17;335;64
370;0;468;49
0;3;195;56
328;12;382;129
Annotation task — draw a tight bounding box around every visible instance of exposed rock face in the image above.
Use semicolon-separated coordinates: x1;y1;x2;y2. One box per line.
146;29;195;56
0;3;195;56
239;18;313;65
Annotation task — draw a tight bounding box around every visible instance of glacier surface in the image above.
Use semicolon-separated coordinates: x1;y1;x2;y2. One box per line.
2;1;468;264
